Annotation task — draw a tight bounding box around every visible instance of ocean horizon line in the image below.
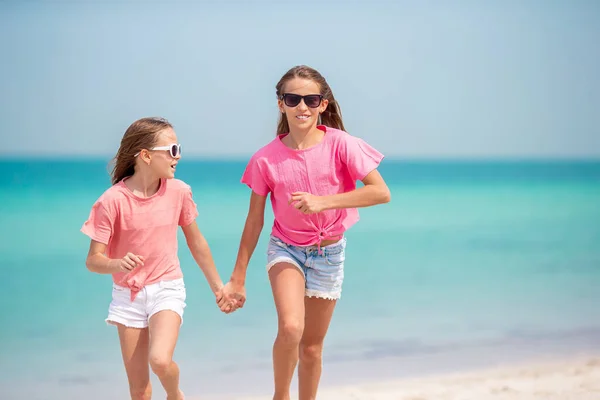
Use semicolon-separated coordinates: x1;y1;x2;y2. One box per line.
1;155;600;164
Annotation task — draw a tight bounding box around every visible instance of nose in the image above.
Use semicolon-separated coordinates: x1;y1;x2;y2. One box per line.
297;99;309;111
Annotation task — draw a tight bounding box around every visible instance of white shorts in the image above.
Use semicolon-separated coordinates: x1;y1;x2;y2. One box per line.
106;279;186;329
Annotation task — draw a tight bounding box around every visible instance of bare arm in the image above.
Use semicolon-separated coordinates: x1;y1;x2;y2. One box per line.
230;191;268;285
323;169;391;209
85;240;143;274
290;169;391;214
181;221;224;296
216;192;266;312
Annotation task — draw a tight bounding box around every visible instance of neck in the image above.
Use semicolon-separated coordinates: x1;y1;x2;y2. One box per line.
125;170;161;198
286;124;324;150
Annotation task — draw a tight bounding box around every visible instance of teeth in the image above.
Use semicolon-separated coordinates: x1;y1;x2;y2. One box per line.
297;115;309;119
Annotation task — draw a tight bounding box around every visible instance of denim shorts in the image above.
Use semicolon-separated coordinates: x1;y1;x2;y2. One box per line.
106;279;186;329
266;235;346;300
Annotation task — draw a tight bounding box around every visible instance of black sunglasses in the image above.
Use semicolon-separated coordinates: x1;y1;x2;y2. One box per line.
280;93;323;108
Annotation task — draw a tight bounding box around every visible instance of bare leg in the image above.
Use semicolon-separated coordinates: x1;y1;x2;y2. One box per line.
148;310;184;400
269;263;306;400
116;324;152;400
298;297;337;400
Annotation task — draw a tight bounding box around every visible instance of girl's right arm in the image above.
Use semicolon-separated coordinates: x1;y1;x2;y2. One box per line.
85;240;143;274
220;192;267;309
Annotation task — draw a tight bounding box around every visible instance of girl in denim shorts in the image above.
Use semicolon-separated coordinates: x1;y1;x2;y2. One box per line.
218;65;391;400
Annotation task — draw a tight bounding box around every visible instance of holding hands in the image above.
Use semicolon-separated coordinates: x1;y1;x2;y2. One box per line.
215;279;246;314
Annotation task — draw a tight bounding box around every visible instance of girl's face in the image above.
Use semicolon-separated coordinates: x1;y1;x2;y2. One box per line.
278;77;329;131
142;127;182;179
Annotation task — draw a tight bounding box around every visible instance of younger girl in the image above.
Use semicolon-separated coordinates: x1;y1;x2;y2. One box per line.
82;117;230;400
220;66;391;400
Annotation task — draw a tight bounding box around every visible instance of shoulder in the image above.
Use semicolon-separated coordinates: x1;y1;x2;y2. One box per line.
245;137;282;171
249;137;281;161
323;126;352;146
324;126;374;149
324;126;360;143
323;126;348;139
165;178;195;199
166;178;192;191
97;182;128;204
90;183;127;216
322;126;355;152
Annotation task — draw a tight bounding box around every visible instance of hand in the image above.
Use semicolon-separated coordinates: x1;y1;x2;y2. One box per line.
289;192;327;214
217;280;246;314
213;285;230;313
113;252;144;272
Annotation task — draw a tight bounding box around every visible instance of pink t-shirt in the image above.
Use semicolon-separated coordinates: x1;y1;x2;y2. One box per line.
241;125;384;246
81;178;199;300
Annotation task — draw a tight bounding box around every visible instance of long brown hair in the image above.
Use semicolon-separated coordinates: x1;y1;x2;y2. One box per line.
110;117;172;185
275;65;346;135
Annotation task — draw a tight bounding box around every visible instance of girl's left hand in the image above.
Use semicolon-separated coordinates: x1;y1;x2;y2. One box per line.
289;192;327;214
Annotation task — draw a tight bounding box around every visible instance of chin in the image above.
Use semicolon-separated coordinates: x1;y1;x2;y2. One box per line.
292;119;316;129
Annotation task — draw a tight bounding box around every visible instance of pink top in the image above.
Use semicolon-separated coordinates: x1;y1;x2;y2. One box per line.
81;178;199;300
241;125;384;247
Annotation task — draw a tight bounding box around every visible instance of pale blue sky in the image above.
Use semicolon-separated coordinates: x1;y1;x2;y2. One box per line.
1;0;599;158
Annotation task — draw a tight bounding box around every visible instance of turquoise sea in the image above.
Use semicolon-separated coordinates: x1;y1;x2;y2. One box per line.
1;159;599;400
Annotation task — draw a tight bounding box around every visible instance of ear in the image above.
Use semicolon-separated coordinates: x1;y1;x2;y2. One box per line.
139;149;152;165
320;98;329;114
277;98;285;114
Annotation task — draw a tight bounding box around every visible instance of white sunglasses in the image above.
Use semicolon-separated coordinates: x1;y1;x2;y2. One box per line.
135;143;181;158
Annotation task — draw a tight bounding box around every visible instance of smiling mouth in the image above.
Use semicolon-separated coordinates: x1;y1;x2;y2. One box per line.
296;115;310;120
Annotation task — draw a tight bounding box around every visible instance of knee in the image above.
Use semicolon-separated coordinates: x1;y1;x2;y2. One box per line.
130;383;151;400
299;342;323;364
277;320;304;347
149;354;172;376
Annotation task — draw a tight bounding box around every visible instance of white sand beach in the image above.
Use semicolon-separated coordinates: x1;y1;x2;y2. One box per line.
209;356;600;400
